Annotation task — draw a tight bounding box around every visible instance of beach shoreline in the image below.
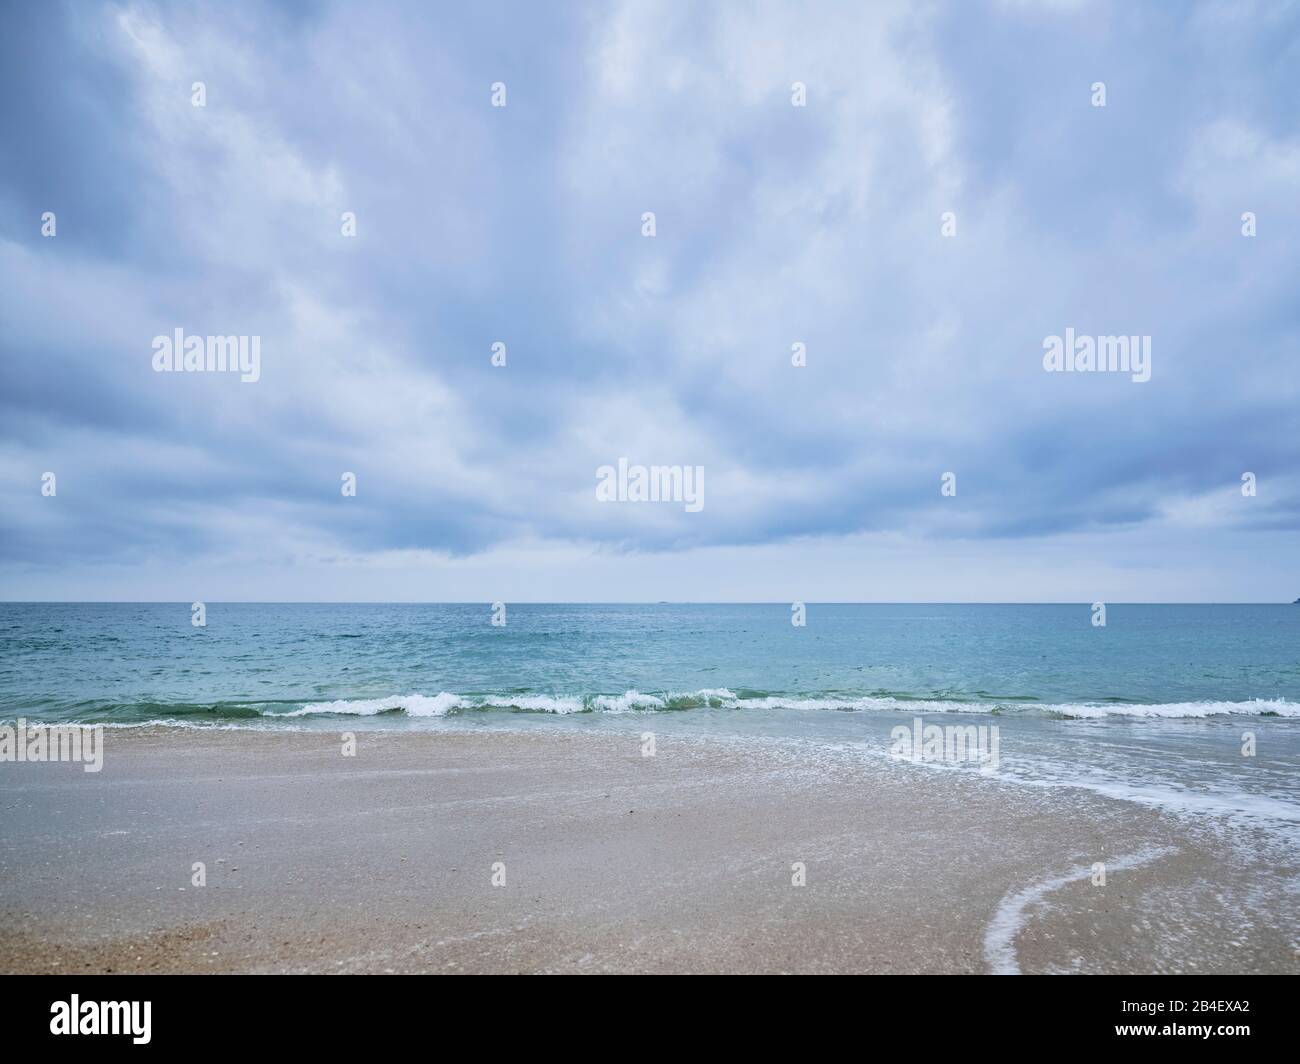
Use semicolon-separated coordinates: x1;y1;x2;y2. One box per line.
0;727;1295;974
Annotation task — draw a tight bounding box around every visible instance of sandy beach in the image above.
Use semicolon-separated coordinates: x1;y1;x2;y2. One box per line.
0;727;1295;974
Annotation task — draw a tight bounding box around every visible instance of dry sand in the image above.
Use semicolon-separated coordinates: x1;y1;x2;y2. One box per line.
0;727;1295;973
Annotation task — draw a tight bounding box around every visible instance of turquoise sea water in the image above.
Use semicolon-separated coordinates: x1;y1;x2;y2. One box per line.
2;603;1298;831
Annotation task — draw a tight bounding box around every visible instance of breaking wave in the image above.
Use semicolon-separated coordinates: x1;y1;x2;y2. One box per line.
9;692;1296;725
276;691;1299;719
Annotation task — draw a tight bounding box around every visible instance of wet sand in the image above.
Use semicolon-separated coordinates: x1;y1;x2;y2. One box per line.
0;728;1295;973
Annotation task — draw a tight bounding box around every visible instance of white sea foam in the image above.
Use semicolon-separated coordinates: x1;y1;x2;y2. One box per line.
1043;698;1299;719
589;691;666;712
984;846;1175;975
1002;769;1300;826
286;693;467;717
275;692;1297;719
287;692;588;716
496;695;585;714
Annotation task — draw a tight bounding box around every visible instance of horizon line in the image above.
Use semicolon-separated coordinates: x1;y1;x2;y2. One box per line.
1;601;1297;607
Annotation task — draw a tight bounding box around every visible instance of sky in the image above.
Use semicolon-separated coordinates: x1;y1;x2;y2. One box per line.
1;0;1298;602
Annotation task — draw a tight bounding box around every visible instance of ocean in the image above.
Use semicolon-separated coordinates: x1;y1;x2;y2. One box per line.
2;602;1297;836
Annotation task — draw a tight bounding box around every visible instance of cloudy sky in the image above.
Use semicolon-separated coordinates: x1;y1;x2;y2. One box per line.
1;0;1297;601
